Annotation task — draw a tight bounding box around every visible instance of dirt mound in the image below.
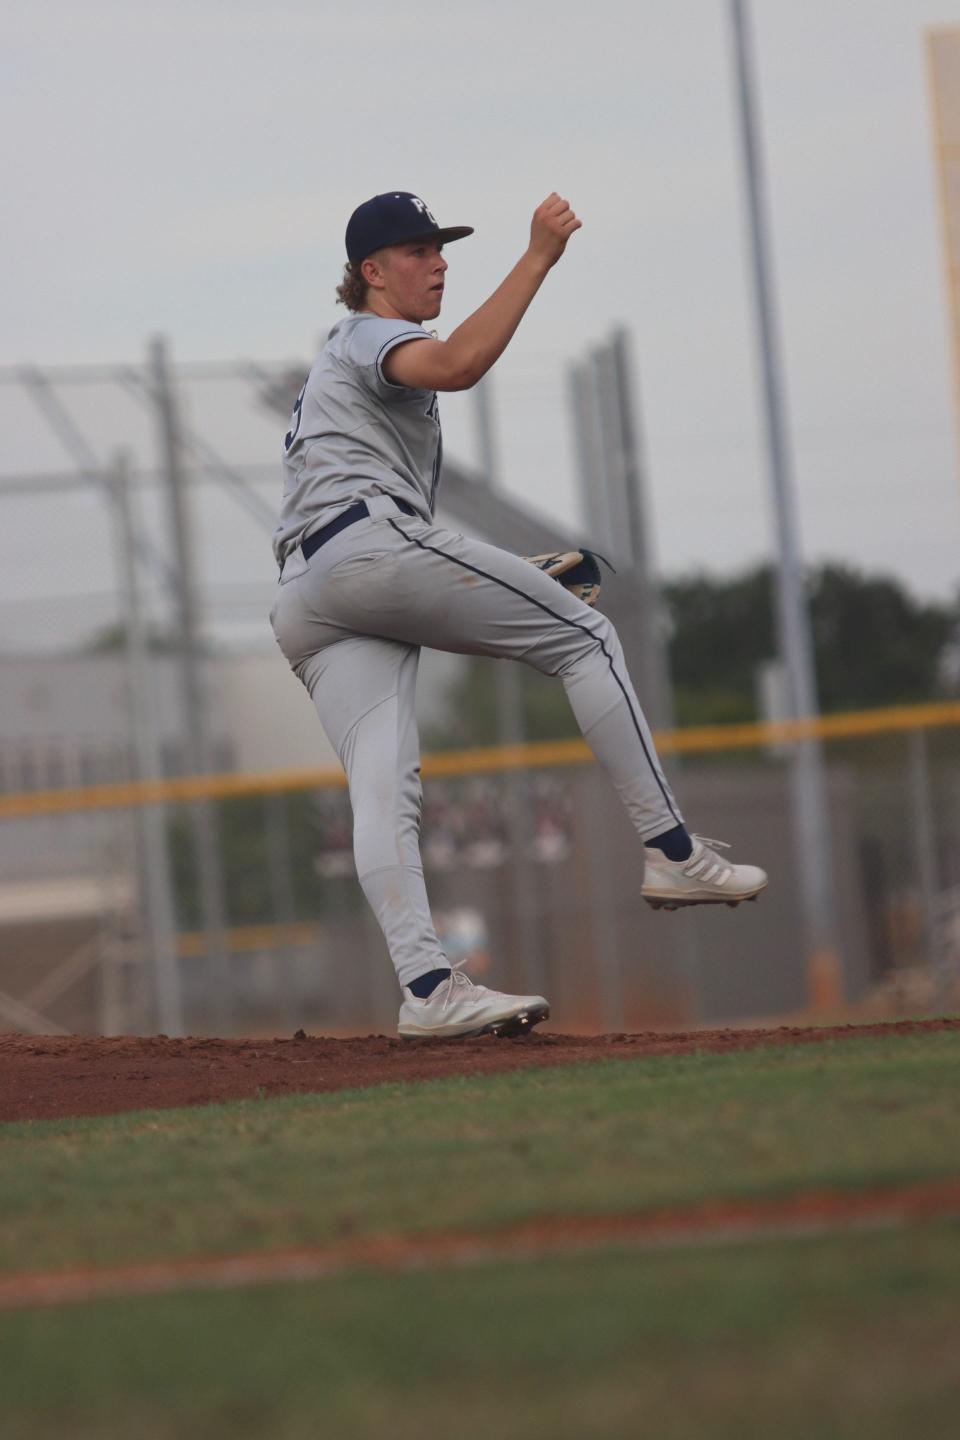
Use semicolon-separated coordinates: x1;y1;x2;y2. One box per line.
2;1017;958;1123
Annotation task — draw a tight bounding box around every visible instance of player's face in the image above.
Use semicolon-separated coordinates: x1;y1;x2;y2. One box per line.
373;240;448;322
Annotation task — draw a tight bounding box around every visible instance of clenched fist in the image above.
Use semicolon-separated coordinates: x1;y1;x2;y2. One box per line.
528;193;582;269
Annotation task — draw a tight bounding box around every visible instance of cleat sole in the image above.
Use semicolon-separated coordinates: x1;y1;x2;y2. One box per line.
482;1003;550;1039
399;1002;550;1042
643;889;766;912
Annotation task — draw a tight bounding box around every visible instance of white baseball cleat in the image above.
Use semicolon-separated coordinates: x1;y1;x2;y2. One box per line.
642;836;768;910
398;967;549;1040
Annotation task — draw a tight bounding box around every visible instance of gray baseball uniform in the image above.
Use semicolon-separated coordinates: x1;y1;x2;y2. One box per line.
273;316;438;567
271;317;684;989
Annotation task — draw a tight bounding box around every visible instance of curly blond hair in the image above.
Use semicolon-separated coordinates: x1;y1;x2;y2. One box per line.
335;260;368;312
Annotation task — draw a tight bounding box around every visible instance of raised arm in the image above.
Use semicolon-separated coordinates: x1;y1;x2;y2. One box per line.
382;193;581;392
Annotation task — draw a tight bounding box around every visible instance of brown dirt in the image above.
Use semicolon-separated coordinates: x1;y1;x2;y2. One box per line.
3;1175;960;1312
2;1016;958;1124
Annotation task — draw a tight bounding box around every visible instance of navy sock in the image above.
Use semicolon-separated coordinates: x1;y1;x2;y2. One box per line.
407;967;452;999
645;824;693;862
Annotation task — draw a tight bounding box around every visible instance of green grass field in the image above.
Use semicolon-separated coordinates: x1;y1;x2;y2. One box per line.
2;1029;959;1437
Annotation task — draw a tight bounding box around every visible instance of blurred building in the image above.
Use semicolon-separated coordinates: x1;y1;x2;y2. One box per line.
0;650;331;804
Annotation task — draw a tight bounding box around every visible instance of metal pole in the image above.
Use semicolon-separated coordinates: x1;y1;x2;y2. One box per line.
582;778;625;1032
264;792;301;1030
497;663;551;996
586;346;654;728
473;375;500;486
729;0;842;1009
108;449;183;1035
568;360;616;549
587;342;671;724
590;345;633;564
609;328;675;731
149;335;232;1031
571;337;698;1015
610;330;650;574
906;729;946;1010
472;376;547;993
609;329;699;1009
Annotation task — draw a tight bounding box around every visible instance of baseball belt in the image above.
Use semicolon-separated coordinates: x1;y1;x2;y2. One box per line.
301;498;418;561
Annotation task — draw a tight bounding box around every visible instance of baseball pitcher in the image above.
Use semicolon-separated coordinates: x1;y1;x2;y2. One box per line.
270;191;767;1039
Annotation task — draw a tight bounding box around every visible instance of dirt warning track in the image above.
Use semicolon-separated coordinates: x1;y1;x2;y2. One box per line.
2;1017;958;1123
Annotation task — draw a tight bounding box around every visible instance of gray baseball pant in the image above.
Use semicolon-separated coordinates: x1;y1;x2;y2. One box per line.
270;496;683;989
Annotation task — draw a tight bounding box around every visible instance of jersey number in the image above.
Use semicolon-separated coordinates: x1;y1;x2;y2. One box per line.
284;383;306;453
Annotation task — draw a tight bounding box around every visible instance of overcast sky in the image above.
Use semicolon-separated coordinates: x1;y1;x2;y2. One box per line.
2;0;960;652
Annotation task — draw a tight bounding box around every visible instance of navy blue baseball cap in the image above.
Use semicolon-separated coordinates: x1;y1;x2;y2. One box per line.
346;192;474;264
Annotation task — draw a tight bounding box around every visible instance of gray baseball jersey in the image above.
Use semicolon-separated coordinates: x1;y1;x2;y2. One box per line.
272;315;441;567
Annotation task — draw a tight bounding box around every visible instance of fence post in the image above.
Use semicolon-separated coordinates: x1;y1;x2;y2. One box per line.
149;335;231;1032
907;728;945;1009
264;792;301;1029
108;449;183;1036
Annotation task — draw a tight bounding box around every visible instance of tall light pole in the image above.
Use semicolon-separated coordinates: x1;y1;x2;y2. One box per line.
729;0;843;1009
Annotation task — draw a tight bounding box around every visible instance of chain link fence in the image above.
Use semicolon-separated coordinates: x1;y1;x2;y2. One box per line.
2;353;957;1036
2;710;958;1037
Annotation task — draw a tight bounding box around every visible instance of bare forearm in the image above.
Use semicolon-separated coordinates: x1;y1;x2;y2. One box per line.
442;251;551;388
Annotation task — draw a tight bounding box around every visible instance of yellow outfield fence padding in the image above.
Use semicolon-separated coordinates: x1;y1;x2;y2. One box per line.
2;699;960;822
176;921;323;958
